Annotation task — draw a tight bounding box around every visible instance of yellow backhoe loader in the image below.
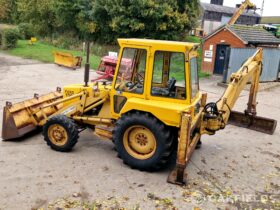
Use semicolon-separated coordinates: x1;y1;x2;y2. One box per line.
1;39;277;185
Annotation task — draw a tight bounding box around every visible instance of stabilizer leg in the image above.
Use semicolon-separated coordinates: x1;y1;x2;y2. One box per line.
167;113;201;185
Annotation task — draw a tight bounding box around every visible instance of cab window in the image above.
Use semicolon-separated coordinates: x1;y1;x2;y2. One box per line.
190;57;199;98
151;51;186;100
115;48;147;94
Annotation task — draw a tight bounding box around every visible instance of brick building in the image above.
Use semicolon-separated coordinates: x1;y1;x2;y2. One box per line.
202;24;280;74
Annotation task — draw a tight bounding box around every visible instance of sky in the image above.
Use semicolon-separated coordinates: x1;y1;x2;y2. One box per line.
200;0;280;16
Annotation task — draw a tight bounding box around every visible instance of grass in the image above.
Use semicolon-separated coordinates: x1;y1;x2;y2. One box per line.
6;40;101;69
185;36;210;78
4;38;209;79
185;35;201;43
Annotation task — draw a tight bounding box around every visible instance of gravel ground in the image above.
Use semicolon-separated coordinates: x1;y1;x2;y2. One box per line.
0;52;279;210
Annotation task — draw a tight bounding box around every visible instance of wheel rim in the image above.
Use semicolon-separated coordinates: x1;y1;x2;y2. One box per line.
123;125;156;160
48;124;68;146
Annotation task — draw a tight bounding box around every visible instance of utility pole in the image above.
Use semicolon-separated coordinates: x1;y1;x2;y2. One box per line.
261;0;265;16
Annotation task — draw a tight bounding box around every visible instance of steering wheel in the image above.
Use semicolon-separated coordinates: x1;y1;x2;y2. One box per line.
125;81;136;90
168;77;177;93
136;73;144;85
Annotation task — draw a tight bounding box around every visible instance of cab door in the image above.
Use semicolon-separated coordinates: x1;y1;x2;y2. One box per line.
148;50;190;104
110;46;149;115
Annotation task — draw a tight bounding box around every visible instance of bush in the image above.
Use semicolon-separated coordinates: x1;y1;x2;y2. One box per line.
18;23;34;39
48;33;80;50
90;43;119;57
1;28;20;49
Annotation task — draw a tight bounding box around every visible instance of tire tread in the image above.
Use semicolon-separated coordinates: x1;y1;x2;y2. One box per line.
42;115;79;152
113;112;174;171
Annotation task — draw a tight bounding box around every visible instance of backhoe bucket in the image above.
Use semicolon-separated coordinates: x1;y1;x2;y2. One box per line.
229;111;277;135
2;90;63;140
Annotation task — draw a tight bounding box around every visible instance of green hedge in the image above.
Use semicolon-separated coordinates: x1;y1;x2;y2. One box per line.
18;23;34;39
0;28;20;49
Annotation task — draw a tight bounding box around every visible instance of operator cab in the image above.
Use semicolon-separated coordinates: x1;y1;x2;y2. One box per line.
113;39;199;108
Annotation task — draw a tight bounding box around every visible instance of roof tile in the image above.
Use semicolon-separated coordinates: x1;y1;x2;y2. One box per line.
229;24;280;44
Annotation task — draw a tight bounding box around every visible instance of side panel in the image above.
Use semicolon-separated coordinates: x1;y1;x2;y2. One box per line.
116;97;189;127
117;92;203;128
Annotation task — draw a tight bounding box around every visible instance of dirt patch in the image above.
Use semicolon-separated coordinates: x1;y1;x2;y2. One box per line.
0;52;40;67
261;151;280;160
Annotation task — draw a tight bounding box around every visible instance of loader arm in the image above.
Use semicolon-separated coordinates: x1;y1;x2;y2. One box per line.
228;0;256;25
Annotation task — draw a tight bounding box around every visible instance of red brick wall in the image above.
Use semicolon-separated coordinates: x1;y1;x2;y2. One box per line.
202;28;246;74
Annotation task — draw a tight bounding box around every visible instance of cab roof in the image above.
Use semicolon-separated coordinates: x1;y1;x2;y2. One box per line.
118;38;199;51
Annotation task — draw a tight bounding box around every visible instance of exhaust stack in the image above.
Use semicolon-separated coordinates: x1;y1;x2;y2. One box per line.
84;42;90;87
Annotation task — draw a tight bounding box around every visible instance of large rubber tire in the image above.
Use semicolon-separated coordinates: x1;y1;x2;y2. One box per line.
43;115;79;152
113;112;174;171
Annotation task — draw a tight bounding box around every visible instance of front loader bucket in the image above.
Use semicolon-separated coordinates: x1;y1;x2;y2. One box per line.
229;111;277;135
2;90;63;140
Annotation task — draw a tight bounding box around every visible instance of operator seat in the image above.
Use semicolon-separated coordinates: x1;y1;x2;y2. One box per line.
152;77;176;97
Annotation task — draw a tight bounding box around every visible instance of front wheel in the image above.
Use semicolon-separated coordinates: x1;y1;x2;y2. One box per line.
113;112;174;171
43;115;79;152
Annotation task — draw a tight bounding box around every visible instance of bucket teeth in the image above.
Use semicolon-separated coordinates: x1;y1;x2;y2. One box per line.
6;101;12;108
34;93;39;99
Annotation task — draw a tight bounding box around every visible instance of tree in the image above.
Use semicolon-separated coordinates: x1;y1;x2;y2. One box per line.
53;0;80;33
0;0;17;23
74;0;98;40
93;0;200;43
16;0;56;35
10;0;200;44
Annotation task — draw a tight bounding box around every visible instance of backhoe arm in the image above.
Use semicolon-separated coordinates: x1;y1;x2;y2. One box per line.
217;48;262;123
228;0;256;25
202;48;277;135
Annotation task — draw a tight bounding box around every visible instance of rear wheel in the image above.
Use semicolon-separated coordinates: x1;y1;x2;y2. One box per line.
43;115;79;152
113;112;174;171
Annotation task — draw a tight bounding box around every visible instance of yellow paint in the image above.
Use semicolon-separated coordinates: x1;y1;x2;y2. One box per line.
123;125;156;160
29;37;37;45
201;48;264;134
110;39;200;127
48;124;68;146
228;0;256;25
53;51;82;69
3;38;201;140
97;100;112;118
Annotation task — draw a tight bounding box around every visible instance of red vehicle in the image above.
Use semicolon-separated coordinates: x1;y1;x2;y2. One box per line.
92;56;132;82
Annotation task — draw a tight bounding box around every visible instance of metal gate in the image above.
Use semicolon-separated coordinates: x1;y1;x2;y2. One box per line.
223;48;280;82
